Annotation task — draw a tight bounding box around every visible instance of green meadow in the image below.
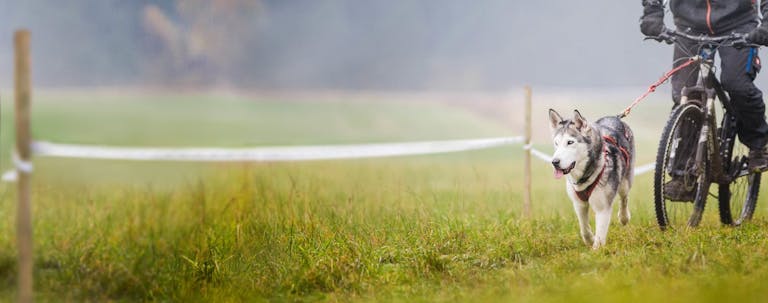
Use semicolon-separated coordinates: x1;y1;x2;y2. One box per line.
0;91;766;302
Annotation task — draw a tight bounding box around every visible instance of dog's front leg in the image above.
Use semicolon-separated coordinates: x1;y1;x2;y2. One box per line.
592;206;613;249
571;198;593;246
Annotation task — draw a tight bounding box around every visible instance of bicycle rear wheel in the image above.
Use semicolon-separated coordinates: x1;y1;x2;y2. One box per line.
654;103;710;230
718;113;761;226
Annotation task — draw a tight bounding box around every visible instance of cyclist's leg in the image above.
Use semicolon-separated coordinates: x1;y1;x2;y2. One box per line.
719;44;768;149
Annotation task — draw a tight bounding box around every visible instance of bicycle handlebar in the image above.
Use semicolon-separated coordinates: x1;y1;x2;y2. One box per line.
670;30;742;42
645;29;759;48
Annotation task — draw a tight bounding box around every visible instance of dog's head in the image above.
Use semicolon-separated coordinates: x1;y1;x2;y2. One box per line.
548;109;593;179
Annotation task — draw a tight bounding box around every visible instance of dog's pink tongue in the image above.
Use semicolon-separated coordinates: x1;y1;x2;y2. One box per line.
554;169;564;179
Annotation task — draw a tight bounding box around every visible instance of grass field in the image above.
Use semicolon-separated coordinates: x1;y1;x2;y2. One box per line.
0;90;767;302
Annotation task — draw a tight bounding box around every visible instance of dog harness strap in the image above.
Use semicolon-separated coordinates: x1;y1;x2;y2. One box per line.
575;165;604;202
603;135;631;168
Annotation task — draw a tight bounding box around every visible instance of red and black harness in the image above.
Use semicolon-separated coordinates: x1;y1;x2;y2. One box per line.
574;134;632;202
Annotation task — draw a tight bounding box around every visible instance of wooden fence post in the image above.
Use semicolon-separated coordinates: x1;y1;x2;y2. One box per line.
15;29;33;303
523;86;532;219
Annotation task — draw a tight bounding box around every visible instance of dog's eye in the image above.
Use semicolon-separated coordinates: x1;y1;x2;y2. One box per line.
566;140;575;145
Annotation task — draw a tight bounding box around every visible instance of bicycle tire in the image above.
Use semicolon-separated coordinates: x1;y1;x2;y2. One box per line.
718;113;761;226
654;103;710;230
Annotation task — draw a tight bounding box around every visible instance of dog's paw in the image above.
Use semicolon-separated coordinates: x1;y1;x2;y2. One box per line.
581;232;594;246
619;210;631;225
591;237;606;250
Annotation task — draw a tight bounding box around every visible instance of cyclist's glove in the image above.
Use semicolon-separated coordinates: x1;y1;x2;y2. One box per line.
747;26;768;46
640;0;665;37
640;16;664;37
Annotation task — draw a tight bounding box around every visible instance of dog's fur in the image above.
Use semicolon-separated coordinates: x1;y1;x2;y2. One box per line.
548;109;635;249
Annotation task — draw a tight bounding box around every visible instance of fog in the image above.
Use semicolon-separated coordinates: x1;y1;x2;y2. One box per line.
2;0;760;91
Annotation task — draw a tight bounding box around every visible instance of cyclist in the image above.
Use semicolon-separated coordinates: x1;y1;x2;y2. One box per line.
641;0;768;199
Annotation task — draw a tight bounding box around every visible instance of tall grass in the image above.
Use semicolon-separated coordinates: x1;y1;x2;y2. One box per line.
0;92;766;302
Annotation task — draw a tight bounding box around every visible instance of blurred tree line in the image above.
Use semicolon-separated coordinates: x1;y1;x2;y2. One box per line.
2;0;651;89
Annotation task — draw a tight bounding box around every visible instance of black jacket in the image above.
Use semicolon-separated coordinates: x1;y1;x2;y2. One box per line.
643;0;766;34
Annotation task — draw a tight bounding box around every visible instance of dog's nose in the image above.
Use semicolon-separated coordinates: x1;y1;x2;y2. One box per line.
551;158;560;167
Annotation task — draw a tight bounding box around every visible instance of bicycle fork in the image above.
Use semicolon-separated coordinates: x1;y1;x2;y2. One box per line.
694;102;711;176
695;91;722;182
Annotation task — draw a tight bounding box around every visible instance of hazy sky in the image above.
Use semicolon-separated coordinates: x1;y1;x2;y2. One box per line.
2;0;763;91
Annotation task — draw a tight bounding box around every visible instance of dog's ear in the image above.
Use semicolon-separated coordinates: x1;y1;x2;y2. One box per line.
573;110;590;133
548;109;563;131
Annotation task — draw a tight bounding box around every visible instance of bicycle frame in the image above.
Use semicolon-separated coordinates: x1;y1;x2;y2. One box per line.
679;47;742;185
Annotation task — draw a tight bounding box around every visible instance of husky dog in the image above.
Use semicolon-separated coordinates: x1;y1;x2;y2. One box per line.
548;109;635;249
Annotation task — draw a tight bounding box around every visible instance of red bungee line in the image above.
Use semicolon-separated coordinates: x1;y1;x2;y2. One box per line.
619;58;697;119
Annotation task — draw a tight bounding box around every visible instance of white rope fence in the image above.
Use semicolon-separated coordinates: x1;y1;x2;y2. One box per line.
2;137;523;181
31;137;524;161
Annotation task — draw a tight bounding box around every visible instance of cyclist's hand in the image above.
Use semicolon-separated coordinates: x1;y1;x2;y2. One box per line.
747;26;768;46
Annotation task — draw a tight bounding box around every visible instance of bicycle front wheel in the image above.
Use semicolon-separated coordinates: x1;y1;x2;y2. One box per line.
718;113;761;226
654;103;710;230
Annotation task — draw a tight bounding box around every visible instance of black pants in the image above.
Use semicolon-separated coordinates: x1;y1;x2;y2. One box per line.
671;36;768;150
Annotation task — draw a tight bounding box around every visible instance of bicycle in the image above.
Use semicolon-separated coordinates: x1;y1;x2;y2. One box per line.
650;30;763;230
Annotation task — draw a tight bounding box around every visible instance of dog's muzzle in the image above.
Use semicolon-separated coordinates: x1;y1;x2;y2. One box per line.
552;159;575;179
